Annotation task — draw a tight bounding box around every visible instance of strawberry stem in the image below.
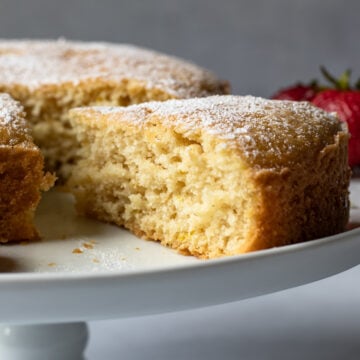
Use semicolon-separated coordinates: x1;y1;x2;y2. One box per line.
320;66;351;90
338;69;352;90
309;79;318;88
320;66;340;87
355;78;360;91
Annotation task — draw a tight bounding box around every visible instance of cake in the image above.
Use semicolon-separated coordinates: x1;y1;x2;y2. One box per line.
67;95;350;258
0;39;229;179
0;93;54;242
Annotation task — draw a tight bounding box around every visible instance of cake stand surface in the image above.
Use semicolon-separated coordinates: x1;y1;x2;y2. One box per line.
0;180;360;359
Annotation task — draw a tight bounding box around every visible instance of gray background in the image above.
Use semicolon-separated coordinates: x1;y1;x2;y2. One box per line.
1;1;360;359
0;0;359;96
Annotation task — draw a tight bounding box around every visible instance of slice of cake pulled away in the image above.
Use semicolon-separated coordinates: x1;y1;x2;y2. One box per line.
68;95;350;259
0;93;54;242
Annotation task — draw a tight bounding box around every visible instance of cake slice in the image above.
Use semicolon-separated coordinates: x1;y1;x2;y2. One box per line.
0;93;54;242
68;95;350;258
0;39;229;179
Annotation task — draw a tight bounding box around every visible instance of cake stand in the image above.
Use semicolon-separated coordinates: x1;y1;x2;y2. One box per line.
0;180;360;360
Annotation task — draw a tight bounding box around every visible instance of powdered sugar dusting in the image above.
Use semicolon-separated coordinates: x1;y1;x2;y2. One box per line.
0;39;227;98
0;93;32;146
74;95;344;169
0;93;23;124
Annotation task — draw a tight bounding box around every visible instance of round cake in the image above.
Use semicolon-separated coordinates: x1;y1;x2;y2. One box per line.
0;39;229;179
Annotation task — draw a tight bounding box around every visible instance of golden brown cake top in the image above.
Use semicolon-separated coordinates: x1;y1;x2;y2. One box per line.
0;93;34;147
0;39;228;98
71;95;347;170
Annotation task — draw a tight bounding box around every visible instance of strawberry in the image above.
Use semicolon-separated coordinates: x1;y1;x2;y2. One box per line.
272;83;318;101
312;90;360;167
311;67;360;167
272;67;360;167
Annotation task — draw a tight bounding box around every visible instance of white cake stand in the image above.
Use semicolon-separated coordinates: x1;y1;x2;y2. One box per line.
1;181;360;360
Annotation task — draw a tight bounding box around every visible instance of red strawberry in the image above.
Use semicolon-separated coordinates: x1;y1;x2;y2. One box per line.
312;89;360;167
272;83;318;101
273;67;360;167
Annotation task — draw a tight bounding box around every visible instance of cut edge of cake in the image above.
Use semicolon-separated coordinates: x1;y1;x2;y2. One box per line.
67;95;350;258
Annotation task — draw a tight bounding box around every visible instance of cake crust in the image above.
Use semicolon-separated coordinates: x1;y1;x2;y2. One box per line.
68;95;350;258
0;93;54;242
0;39;229;99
